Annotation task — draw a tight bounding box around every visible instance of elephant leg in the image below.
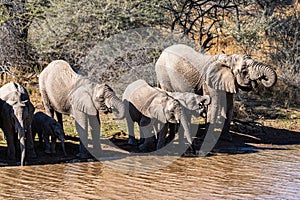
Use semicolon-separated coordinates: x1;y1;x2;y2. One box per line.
156;123;169;149
138;119;156;151
220;93;234;141
165;123;175;143
38;131;43;147
126;117;138;145
137;125;144;145
26;128;37;159
50;136;57;154
6;132;16;161
43;133;51;154
88;114;101;157
201;85;227;153
138;116;151;145
19;135;26;166
60;139;67;156
74;110;90;159
178;124;185;145
55;112;64;131
139;136;155;152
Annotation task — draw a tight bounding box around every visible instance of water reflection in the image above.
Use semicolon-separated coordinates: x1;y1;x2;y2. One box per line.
0;145;299;199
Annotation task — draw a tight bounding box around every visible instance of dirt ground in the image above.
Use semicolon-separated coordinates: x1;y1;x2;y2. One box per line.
0;118;299;167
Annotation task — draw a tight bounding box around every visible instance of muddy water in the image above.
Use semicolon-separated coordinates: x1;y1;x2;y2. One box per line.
1;145;299;199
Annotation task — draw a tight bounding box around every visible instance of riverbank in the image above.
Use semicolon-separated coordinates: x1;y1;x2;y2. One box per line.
0;113;299;167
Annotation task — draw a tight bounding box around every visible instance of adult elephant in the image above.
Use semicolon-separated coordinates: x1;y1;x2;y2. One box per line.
155;44;277;141
39;60;125;158
123;79;193;151
0;82;36;166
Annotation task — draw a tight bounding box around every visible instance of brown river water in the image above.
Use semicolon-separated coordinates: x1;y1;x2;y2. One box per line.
0;145;299;199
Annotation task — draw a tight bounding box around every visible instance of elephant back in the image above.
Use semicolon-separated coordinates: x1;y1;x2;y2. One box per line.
163;44;213;66
123;79;162;117
156;44;214;92
40;60;78;84
39;60;80;114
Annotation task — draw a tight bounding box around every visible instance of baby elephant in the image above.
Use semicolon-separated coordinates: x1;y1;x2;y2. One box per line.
32;112;67;156
123;79;194;151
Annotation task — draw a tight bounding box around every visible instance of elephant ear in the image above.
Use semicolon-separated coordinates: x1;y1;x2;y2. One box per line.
0;102;14;127
70;87;97;115
148;104;166;123
206;63;238;93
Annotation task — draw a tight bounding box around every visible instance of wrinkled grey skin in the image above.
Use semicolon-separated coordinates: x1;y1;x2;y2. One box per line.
156;89;211;145
32;111;67;156
155;44;277;139
122;79;192;151
0;82;36;166
39;60;125;158
157;89;211;118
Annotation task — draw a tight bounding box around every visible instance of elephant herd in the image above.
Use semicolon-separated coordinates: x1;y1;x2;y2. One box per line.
0;44;277;166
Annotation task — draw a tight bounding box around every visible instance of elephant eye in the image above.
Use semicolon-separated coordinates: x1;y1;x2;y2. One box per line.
241;70;248;76
96;96;105;102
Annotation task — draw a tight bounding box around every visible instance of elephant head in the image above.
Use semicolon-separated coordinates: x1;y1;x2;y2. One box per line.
183;94;211;118
92;83;125;119
4;98;35;165
149;95;192;145
211;54;277;93
70;82;125;119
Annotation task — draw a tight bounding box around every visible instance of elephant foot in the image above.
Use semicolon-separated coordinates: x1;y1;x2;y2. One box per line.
197;150;213;157
139;143;155;152
138;137;156;152
181;144;196;156
44;149;51;154
77;142;93;159
138;138;145;145
76;152;92;159
128;136;138;145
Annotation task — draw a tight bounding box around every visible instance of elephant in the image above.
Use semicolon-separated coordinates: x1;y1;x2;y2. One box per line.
156;89;211;119
122;79;193;151
0;82;36;166
32;111;67;156
155;89;211;144
39;60;125;158
155;44;277;142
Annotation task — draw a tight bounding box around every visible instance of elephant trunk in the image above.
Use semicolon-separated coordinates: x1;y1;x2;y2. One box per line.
110;95;126;120
15;120;25;166
199;95;211;106
248;60;277;88
179;106;192;145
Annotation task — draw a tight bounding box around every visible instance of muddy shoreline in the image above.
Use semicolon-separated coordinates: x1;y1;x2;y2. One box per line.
0;119;299;167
